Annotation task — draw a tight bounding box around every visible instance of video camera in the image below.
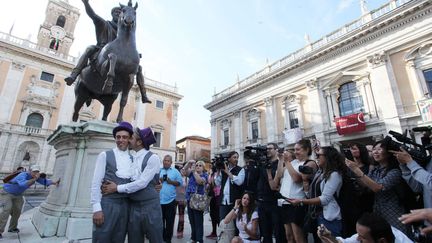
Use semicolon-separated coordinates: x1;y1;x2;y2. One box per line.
384;130;431;166
244;145;271;169
211;153;229;170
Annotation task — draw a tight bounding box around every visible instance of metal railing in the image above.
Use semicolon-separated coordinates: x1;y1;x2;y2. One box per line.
211;0;414;101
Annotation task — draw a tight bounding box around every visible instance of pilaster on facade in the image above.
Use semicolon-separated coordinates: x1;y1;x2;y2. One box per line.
323;90;335;127
1;63;25;123
232;110;242;160
264;97;277;143
359;79;378;119
307;78;327;137
404;39;432;98
367;52;402;133
170;102;180;149
366;51;387;68
210;119;217;158
306;78;318;91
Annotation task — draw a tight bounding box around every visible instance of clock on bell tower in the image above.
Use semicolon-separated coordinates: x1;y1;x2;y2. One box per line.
37;0;80;56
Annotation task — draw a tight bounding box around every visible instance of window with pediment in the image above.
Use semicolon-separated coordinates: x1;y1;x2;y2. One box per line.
283;94;303;130
338;82;364;116
154;132;161;147
246;108;261;143
220;119;231;147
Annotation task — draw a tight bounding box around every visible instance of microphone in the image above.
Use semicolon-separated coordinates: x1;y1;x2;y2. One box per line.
412;127;432;132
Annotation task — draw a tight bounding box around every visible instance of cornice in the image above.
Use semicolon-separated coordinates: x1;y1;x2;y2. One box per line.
205;0;432;111
0;42;75;70
137;85;183;101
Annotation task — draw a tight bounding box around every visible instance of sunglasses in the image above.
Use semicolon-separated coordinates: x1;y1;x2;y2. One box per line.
196;164;203;167
315;153;325;158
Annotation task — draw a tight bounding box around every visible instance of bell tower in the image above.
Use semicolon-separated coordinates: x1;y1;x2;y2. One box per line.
37;0;80;56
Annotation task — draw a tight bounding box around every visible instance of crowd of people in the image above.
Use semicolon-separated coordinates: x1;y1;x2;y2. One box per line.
181;137;432;243
89;120;432;243
3;119;432;243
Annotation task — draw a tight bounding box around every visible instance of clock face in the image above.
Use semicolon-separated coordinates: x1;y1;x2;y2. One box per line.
50;25;66;40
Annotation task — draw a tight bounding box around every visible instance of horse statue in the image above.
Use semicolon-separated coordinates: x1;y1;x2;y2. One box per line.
72;0;148;123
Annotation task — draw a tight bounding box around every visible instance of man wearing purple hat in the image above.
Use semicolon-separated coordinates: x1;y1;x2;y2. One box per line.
103;126;163;243
90;121;134;243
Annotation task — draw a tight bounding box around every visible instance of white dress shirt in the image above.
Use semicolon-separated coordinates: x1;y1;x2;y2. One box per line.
117;148;161;194
215;166;245;205
90;147;133;213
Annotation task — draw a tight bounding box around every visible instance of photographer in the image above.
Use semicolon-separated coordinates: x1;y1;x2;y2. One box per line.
393;147;432;210
0;165;60;237
159;155;183;243
256;143;286;243
215;151;245;232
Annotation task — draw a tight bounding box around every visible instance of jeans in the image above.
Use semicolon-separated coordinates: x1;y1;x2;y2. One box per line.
317;215;342;237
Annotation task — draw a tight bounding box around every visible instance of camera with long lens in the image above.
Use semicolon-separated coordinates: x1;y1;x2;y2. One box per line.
298;165;314;174
211;153;229;170
244;145;271;169
385;130;431;166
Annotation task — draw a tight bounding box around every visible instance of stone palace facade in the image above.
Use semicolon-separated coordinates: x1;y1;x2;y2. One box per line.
205;0;432;163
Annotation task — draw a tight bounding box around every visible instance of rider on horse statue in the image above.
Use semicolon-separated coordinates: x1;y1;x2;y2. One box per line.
65;0;151;104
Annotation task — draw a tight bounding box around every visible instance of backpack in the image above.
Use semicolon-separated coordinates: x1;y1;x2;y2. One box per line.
335;173;360;237
3;171;21;183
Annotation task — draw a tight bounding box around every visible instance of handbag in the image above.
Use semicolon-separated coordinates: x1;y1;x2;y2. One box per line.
303;206;318;233
189;185;211;211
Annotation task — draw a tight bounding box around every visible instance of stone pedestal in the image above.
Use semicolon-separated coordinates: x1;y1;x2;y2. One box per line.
32;120;116;241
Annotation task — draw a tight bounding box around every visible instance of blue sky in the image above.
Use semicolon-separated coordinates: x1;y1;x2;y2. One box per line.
0;0;390;139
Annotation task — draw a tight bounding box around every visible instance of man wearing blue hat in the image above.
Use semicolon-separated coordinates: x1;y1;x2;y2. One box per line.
103;126;163;243
90;121;134;243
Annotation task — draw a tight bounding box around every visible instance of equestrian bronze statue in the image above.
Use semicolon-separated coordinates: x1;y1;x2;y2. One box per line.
70;0;150;123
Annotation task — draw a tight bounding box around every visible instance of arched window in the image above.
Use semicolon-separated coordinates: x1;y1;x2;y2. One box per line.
25;113;43;128
338;82;364;116
56;15;66;28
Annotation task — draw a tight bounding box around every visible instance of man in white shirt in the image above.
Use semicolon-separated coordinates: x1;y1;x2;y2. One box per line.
90;121;134;243
102;127;163;243
215;151;245;220
318;212;412;243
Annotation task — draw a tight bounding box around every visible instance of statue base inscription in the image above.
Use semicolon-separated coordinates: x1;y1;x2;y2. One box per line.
32;120;116;240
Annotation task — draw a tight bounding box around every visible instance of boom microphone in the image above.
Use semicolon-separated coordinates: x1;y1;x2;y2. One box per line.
412;127;432;132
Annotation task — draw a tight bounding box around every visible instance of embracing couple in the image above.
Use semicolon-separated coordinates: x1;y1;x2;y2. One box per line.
90;121;163;243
